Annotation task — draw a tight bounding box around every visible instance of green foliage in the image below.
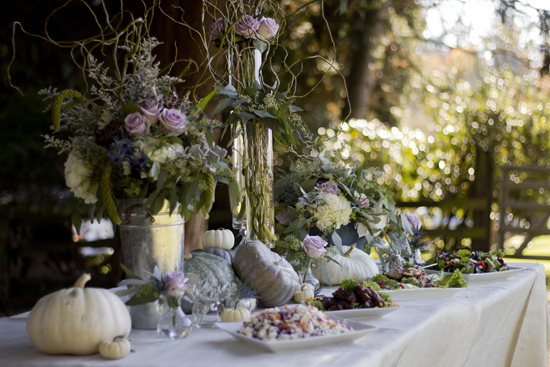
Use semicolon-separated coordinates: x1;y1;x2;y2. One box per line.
341;278;360;291
320;67;550;205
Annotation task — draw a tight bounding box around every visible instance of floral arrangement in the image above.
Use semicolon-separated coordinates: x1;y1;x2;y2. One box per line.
116;265;188;311
210;14;279;51
277;234;332;283
274;154;429;272
41;34;235;228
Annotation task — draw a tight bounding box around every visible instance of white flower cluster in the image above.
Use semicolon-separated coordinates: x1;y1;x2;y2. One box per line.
314;191;352;232
64;153;99;204
136;138;184;179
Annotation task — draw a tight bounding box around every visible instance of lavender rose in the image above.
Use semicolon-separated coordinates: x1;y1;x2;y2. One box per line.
140;99;163;124
302;235;328;259
124;112;151;137
257;17;279;40
405;212;422;230
159;108;188;135
234;15;260;39
317;181;339;195
276;208;293;224
164;271;188;298
210;17;225;39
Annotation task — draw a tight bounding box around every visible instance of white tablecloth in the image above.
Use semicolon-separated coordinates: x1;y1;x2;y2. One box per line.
1;262;549;367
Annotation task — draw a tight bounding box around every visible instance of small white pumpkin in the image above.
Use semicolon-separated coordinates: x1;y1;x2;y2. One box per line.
27;273;131;355
293;285;315;303
202;229;234;250
312;244;379;286
220;307;251;322
302;283;315;292
99;336;131;360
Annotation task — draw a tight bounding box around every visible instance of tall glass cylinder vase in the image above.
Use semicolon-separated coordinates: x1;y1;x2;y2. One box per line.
229;47;275;247
119;199;185;329
242;122;275;247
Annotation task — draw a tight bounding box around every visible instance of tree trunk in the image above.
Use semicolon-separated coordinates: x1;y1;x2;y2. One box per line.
341;1;391;120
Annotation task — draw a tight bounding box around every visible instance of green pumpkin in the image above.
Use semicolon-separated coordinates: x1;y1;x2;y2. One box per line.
184;252;236;287
182;252;236;313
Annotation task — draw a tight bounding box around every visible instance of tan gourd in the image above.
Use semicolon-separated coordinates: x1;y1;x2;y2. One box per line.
26;274;131;355
232;240;300;307
99;336;131;360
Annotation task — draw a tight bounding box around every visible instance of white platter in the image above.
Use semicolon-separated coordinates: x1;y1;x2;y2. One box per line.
381;287;464;301
215;315;377;353
426;267;524;283
325;305;400;319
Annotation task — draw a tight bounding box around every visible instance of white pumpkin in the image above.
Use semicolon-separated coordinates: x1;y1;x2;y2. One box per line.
27;273;131;355
302;283;315;292
220;307;251;322
293;285;315;303
202;229;234;250
312;244;379;286
99;336;131;360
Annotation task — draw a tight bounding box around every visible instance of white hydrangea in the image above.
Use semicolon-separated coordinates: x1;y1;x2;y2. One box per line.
136;138;184;180
64;153;98;204
314;192;352;232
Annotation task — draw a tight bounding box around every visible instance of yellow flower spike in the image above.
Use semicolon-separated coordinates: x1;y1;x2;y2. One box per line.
51;89;82;132
204;171;215;213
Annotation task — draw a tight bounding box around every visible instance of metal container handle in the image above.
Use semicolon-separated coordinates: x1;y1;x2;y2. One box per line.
124;204;156;224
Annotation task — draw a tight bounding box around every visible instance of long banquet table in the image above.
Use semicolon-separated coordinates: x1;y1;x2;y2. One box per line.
1;262;549;367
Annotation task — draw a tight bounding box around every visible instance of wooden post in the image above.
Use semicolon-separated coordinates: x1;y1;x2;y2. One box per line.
470;147;493;252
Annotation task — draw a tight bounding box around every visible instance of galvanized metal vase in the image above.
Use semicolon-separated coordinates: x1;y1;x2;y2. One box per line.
119;199;185;330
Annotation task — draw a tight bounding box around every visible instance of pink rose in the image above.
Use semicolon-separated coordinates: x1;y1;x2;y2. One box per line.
210;17;225;39
164;271;188;298
159;108;188;135
140;99;163;124
234;15;260;39
276;208;293;224
257;17;279;40
317;181;338;195
124;112;151;137
302;235;328;259
406;212;422;230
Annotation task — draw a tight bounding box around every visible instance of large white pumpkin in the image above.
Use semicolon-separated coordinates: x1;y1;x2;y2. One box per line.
312;245;379;286
27;274;131;355
201;229;234;250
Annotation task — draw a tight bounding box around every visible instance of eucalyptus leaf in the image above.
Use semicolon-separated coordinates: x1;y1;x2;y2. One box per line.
118;279;148;286
283;218;307;234
252;39;267;53
301;178;318;193
125;290;159;306
331;231;344;256
290;105;303;112
120;263;142;279
115;288;138;297
275;240;289;249
213;98;233;114
185;177;200;204
320;261;332;287
214;175;230;184
239;111;255;124
121;102;141;118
